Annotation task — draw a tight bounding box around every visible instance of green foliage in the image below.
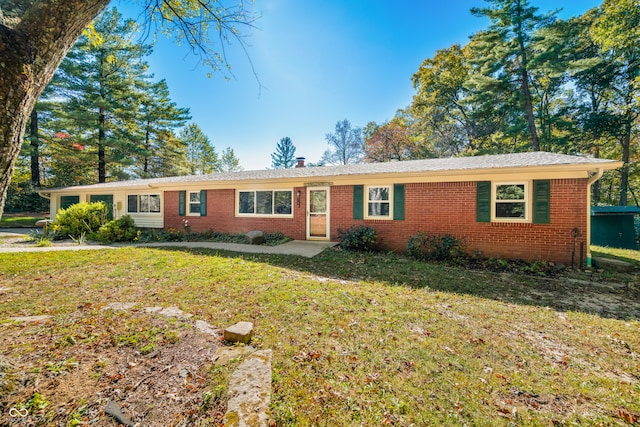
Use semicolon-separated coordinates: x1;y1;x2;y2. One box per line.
271;136;297;169
5;157;49;213
51;202;108;239
136;228;290;246
406;232;464;261
97;215;139;243
219;147;243;172
181;123;219;175
5;186;49;213
25;391;50;411
338;225;378;252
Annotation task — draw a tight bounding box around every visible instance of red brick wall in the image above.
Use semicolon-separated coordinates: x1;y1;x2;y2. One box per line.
164;188;307;240
164;179;588;264
330;179;588;264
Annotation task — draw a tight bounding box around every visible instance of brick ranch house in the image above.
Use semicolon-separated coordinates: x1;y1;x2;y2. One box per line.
39;152;621;265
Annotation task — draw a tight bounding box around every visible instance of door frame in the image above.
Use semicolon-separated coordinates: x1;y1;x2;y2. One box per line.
306;186;330;240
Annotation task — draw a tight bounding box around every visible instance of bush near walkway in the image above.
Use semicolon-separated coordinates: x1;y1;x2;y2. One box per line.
51;201;108;239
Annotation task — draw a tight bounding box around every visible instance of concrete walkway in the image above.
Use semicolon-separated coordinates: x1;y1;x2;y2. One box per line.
0;229;337;258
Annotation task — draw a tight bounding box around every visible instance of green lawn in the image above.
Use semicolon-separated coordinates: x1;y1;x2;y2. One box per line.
592;245;640;265
1;247;638;426
0;213;47;228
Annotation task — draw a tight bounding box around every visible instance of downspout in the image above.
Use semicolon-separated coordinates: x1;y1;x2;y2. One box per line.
586;168;604;267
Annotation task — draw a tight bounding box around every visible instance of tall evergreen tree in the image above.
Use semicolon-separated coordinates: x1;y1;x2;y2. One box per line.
180;123;219;175
50;8;152;182
219;147;243;172
271;137;297;169
133;79;191;178
469;0;556;151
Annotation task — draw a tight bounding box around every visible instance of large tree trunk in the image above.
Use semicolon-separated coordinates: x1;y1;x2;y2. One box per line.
513;0;540;152
29;108;40;187
98;107;106;183
0;0;110;219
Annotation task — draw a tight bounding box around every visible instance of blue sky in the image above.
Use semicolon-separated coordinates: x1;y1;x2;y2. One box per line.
116;0;602;170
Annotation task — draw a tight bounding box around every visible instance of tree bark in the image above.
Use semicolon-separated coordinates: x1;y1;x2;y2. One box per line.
29;108;40;186
619;119;631;206
514;2;540;152
98;106;106;183
0;0;110;219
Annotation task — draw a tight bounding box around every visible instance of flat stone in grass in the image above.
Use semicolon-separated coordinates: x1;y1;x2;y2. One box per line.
102;302;137;311
157;306;192;319
213;346;256;366
224;321;253;344
0;287;11;292
224;349;272;427
9;315;51;323
195;320;218;335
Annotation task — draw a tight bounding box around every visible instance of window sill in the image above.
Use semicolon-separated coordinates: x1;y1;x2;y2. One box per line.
489;221;533;227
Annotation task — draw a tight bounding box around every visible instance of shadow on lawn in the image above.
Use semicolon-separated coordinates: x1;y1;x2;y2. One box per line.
155;246;640;321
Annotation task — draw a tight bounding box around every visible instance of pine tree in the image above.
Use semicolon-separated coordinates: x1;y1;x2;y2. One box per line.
469;0;556;151
180;123;220;175
219;147;243;172
271;137;296;169
133;79;191;178
49;7;152;182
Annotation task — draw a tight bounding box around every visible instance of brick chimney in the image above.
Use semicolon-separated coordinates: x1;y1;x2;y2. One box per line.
295;157;306;168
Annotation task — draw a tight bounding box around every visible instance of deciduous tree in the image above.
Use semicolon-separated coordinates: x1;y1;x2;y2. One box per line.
364;118;414;162
322;119;364;165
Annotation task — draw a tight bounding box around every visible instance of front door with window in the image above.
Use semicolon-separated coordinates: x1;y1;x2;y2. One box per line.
307;187;330;240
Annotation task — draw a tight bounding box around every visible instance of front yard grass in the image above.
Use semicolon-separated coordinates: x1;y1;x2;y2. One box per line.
1;247;639;426
0;213;47;228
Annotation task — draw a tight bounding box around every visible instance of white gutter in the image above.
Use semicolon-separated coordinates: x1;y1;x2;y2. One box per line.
585;168;604;267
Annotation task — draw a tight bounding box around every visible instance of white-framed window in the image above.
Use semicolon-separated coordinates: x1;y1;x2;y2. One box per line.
237;190;293;216
493;182;529;221
365;185;392;218
127;194;161;213
188;191;201;215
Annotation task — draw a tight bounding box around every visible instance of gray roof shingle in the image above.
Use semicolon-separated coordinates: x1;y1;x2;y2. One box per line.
43;152;620;192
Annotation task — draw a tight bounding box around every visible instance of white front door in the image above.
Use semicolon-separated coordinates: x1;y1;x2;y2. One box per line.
306;187;330;240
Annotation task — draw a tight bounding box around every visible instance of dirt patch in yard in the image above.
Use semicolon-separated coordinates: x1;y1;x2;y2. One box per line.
0;311;232;426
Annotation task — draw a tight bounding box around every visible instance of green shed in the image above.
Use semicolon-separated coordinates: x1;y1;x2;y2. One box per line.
591;206;640;249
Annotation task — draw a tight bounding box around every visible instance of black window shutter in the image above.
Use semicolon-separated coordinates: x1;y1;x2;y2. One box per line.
200;190;207;216
533;180;550;224
178;191;185;216
476;181;491;222
353;185;364;220
393;184;405;220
